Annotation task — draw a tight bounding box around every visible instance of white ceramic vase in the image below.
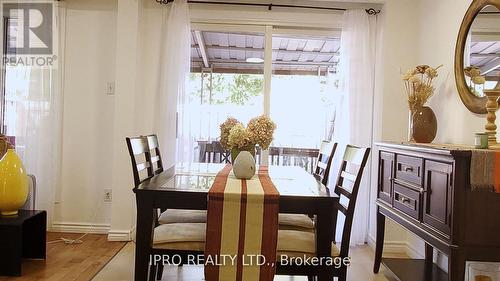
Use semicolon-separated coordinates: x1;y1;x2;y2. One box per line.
233;151;256;180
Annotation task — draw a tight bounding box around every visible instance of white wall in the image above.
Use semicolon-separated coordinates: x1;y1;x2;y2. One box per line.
53;0;118;233
421;0;488;145
368;0;422;253
108;0;146;241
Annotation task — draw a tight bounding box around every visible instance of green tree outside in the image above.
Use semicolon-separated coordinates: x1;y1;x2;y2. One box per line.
190;73;263;105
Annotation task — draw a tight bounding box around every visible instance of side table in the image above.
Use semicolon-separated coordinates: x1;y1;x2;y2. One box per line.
0;210;47;276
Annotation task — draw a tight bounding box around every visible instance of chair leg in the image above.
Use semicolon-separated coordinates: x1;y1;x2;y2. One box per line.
149;264;157;281
337;269;347;281
156;264;164;280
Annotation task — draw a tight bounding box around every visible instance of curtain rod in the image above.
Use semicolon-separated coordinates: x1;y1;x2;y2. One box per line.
155;0;381;15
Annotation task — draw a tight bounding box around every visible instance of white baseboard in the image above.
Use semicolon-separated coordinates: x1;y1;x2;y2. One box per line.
108;227;136;242
50;221;111;234
367;234;422;257
367;234;448;272
405;240;424;259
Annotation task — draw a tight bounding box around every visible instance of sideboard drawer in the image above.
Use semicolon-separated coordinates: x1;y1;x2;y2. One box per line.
396;155;423;187
393;183;421;220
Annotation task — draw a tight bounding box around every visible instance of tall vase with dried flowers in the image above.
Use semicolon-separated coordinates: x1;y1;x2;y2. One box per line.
219;115;276;179
402;64;442;143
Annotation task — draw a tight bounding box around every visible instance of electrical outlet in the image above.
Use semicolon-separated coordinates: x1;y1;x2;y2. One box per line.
104;188;112;202
105;82;115;95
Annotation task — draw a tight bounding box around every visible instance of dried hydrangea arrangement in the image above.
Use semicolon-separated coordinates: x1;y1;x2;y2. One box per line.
402;64;443;112
219;115;276;151
464;66;486;97
247;115;276;150
227;123;254;151
220;117;241;149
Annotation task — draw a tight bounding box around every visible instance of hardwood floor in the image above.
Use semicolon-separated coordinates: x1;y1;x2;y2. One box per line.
94;243;403;281
0;232;126;281
0;232;402;281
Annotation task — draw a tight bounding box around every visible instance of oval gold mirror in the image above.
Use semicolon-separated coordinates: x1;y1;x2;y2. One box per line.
455;0;500;114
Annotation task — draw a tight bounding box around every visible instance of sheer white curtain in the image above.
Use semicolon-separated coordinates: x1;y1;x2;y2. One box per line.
155;0;192;167
332;9;378;245
3;3;66;226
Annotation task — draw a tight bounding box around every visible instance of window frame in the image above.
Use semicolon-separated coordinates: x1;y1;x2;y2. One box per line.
190;22;340;164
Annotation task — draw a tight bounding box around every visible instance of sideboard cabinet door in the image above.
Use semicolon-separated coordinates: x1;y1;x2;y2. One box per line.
423;160;453;236
378;151;394;204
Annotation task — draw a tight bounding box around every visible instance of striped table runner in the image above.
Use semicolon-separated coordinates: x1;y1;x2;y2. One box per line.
470;150;500;193
205;165;279;281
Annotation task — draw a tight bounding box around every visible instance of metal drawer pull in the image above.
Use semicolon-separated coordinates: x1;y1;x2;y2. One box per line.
402;198;411;204
405;166;414;172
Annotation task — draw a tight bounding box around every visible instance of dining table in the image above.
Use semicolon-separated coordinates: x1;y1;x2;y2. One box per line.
133;163;340;281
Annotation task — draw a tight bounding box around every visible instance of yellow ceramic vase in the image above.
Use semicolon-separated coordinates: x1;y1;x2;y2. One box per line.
0;149;29;216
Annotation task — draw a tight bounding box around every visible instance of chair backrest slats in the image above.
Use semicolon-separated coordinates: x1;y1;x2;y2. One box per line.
340;171;356;183
128;137;149;155
147;134;160;149
333;144;371;258
151;155;160;163
316;161;327;170
336;186;352;198
313;141;338;186
334;201;348;215
126;134;165;187
136;162;150;172
146;135;164;175
342;145;367;165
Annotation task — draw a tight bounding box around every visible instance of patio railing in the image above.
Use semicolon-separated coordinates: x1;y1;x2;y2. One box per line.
196;141;319;173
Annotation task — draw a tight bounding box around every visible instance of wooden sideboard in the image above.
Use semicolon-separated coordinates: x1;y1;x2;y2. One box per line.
373;142;500;281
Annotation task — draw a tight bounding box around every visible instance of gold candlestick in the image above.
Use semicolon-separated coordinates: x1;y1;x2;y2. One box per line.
484;89;500;149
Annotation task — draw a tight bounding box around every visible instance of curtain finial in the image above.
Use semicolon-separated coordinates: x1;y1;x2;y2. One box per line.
365;8;380;15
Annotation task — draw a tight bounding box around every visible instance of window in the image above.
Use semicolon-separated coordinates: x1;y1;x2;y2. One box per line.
270;34;339;149
187;25;340;166
189;29;266;162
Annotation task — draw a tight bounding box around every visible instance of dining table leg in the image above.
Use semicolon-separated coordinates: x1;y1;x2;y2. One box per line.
316;201;336;281
135;195;155;281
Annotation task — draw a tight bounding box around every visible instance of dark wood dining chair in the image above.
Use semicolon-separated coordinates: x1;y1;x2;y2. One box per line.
276;144;371;281
126;135;208;280
278;141;337;232
200;141;230;163
127;134;207;222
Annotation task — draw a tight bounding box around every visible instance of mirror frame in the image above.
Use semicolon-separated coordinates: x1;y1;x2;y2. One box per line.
455;0;500;114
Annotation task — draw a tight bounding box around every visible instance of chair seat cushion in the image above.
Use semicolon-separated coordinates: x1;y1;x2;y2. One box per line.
279;225;315;233
279;214;315;229
153;241;206;252
277;229;340;258
153;223;206;251
154;223;206;243
158;209;207;224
